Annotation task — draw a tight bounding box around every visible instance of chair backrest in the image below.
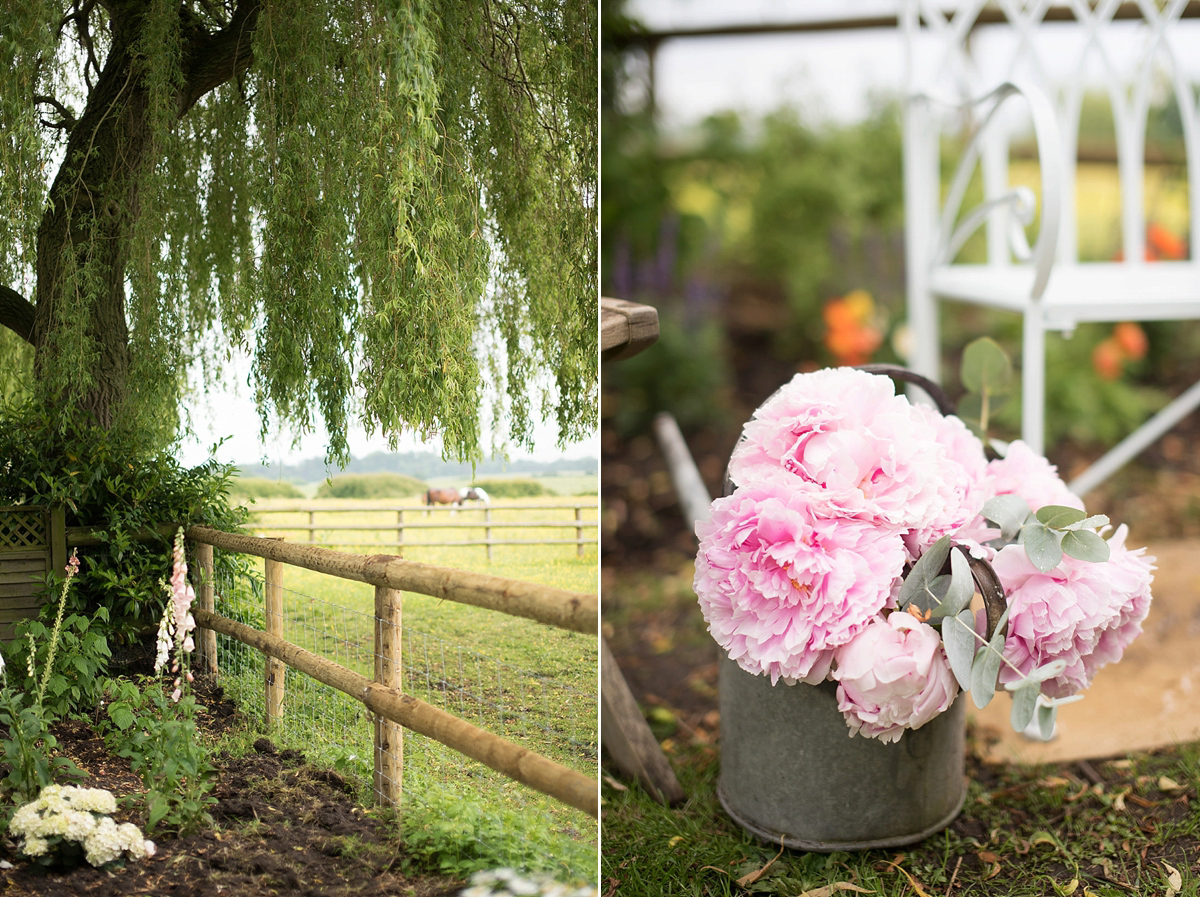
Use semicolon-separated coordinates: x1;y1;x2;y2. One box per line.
902;0;1199;268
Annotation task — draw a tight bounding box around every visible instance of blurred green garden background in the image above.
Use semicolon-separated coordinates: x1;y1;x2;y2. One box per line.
601;2;1200;569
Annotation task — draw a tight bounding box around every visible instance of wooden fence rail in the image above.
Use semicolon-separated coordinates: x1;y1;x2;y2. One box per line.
244;500;598;559
185;526;598;819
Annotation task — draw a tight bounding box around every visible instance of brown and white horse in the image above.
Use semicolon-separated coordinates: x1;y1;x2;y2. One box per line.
424;486;490;508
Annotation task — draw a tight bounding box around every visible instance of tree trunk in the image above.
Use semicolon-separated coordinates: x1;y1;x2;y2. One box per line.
27;1;260;430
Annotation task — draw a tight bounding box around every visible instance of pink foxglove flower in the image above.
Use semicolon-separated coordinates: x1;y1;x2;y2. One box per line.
694;479;907;685
833;612;959;743
993;524;1154;698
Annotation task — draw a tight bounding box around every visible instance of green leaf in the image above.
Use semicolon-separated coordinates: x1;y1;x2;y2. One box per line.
1061;529;1110;563
970;644;1002;708
961;337;1014;396
969;605;1010;709
1022;522;1063;572
1010;683;1040;731
943;609;978;691
931;548;974;618
1062;514;1110;531
1036;702;1058;740
1003;659;1068;692
982;494;1032;541
898;535;952;612
1035;505;1087;529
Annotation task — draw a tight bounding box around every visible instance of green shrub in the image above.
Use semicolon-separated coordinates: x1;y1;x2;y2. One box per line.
314;472;427;499
0;400;252;650
228;476;304;499
471;478;548;498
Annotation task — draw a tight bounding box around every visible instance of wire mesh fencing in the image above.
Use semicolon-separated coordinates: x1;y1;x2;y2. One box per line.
205;557;598;858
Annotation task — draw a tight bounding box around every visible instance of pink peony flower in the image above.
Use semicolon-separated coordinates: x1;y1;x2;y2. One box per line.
993;524;1154;698
986;440;1084;513
833;612;959;743
694;478;907;685
904;403;991;555
728;367;988;557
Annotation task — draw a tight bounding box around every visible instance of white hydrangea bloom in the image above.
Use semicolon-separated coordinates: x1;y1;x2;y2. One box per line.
460;870;598;897
10;785;152;868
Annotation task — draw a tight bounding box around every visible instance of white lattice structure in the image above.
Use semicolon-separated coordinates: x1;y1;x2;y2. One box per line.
902;0;1200;494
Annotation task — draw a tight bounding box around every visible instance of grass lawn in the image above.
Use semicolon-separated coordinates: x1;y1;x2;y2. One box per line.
602;734;1200;896
205;508;598;881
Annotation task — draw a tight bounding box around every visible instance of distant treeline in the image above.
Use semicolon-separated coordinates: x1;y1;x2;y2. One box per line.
233;450;597;484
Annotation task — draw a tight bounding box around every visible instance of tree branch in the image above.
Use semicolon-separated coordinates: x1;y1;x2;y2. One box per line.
0;286;36;345
179;0;262;116
34;94;78;131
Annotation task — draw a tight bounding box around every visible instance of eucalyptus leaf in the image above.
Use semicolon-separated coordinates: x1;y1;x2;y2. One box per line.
943;609;979;691
1062;514;1110;532
1022;522;1063;572
982;494;1032;541
970;643;1003;709
1061;529;1110;563
1010;683;1040;731
961;337;1014;396
1036;702;1057;740
1003;658;1068;692
938;548;975;618
898;535;952;611
1035;505;1086;529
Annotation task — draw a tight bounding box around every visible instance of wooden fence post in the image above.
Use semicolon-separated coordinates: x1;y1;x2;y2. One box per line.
265;557;286;727
574;506;584;558
373;585;403;809
308;510;315;543
195;542;218;675
396;510;404;550
484;507;492;562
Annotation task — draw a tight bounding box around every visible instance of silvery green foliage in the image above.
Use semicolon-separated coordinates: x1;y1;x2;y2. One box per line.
905;497;1111;724
981;497;1111;574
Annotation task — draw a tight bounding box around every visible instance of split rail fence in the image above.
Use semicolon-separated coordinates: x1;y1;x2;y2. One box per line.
245;499;598;559
185;526;598;818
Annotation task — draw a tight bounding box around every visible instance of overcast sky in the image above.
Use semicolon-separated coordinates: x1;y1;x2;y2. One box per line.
176;349;596;470
624;1;1200;130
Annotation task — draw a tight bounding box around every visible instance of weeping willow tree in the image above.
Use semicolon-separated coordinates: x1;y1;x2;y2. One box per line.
0;0;596;463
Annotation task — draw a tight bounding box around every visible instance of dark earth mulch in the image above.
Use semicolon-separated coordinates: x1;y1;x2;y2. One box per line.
0;675;463;897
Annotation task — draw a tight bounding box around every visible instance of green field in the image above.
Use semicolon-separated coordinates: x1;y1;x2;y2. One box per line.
206;507;598;880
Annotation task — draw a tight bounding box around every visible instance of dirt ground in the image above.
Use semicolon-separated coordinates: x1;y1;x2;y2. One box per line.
0;675;463;897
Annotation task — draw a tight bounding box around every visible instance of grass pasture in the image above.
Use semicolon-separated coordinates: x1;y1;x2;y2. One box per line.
205;504;598;879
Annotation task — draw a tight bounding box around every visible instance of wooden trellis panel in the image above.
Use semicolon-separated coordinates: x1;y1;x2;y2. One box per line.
0;506;66;641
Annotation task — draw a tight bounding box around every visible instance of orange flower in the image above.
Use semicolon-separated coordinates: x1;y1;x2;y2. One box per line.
824;290;883;366
1147;222;1187;261
1092;338;1124;381
1113;321;1147;360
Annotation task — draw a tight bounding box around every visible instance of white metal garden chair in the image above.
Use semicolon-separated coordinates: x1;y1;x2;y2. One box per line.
902;0;1200;495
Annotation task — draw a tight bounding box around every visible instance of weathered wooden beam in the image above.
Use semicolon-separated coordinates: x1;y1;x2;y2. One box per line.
186;526;597;635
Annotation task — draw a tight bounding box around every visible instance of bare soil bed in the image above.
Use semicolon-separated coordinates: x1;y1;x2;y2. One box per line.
0;674;463;897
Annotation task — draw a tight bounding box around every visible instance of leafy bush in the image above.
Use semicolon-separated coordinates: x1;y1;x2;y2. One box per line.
228;476;304;499
471;479;548;498
314;473;427;499
0;400;251;648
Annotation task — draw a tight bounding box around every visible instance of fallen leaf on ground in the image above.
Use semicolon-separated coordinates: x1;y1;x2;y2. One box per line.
884;861;933;897
796;884;874;897
1158;776;1186;792
736;840;785;887
1163;860;1182;897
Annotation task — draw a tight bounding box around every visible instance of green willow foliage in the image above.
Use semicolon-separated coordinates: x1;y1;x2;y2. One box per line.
0;0;596;463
